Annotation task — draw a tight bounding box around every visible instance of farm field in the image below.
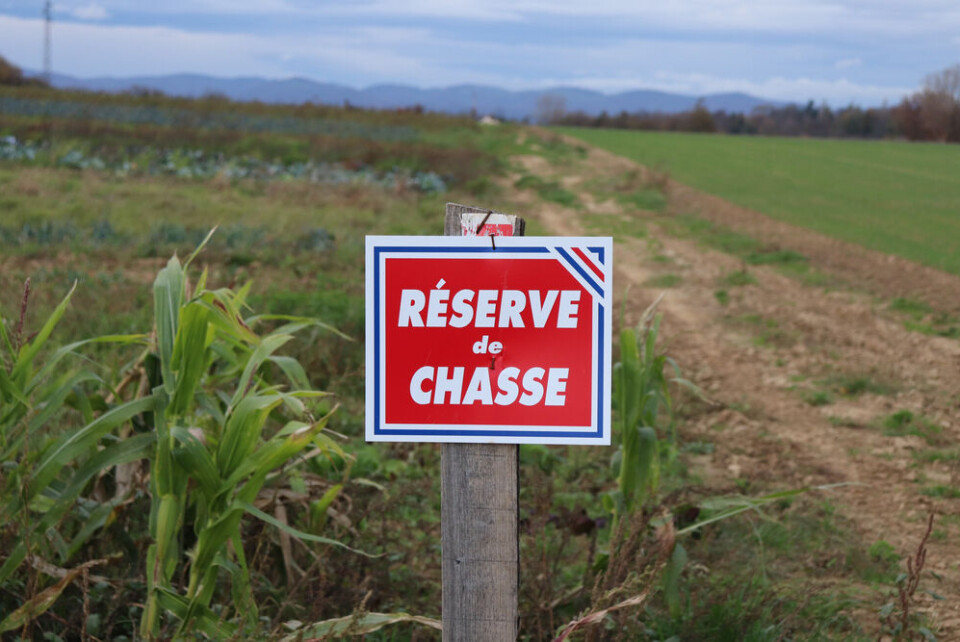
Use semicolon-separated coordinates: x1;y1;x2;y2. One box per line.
557;127;960;276
1;87;959;640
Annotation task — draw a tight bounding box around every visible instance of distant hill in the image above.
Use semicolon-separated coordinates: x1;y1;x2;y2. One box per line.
43;71;784;119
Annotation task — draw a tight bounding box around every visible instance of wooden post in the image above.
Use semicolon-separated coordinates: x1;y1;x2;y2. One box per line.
442;203;523;641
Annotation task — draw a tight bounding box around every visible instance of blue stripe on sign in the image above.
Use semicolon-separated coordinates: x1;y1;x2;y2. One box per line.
588;246;605;265
377;246;551;254
373;243;606;440
555;247;604;298
597;303;604;436
376;429;600;438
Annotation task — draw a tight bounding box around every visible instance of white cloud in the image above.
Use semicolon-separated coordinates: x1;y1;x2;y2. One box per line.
835;58;862;70
0;15;285;77
72;4;109;21
642;71;914;105
0;10;928;106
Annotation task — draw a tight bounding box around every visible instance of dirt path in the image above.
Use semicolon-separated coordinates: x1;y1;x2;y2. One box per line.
506;140;960;637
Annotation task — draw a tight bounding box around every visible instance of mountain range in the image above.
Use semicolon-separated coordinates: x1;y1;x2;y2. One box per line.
45;72;784;120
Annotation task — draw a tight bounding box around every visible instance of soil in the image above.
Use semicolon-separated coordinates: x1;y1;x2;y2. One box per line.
507;138;960;638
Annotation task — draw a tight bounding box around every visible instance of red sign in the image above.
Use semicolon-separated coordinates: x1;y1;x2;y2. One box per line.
366;236;612;444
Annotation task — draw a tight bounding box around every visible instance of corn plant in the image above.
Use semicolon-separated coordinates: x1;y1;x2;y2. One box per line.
0;280;149;632
140;246;366;638
606;299;681;526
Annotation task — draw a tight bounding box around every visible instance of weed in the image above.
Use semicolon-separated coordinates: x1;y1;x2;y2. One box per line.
920;485;960;499
912;448;960;463
805;390;834;407
681;441;715;455
890;297;933;318
714;289;730;305
824;373;893;398
513;174;579;207
828;415;862;428
745;249;808;266
645;273;683;288
878;514;935;640
878;410;946;446
721;269;757;287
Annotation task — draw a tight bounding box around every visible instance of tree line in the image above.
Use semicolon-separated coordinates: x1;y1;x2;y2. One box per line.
550;64;960;143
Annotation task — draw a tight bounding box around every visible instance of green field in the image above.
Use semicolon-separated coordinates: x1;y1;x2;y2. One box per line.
558;128;960;275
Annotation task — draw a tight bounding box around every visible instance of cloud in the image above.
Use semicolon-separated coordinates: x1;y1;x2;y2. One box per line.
72;4;109;21
835;58;862;70
0;15;285;78
0;10;927;106
640;71;914;105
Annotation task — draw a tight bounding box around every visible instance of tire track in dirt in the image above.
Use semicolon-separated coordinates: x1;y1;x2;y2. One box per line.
505;140;960;637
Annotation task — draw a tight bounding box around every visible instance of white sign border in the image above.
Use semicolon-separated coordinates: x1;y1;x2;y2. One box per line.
365;235;612;445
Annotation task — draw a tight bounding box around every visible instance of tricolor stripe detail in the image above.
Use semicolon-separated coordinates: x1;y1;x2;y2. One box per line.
572;247;604;281
555;247;604;298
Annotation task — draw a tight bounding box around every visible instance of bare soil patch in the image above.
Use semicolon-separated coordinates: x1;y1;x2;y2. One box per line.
505;138;960;637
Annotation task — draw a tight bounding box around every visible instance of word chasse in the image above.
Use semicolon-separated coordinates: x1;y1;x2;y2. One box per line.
409;365;570;407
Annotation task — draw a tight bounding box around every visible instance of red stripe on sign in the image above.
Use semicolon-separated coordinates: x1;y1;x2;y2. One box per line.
572;247;604;281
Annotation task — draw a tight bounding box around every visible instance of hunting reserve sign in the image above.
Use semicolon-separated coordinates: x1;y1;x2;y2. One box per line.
365;236;612;444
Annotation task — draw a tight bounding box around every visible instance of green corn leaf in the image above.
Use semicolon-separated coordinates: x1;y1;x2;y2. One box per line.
154;256;184;395
1;395;156;522
26;370;101;437
195;265;209;293
268;355;312;391
65;500;121;560
239;501;378;557
0;432;156;583
217;393;284;479
155;586;237;638
662;542;687;619
190;506;246;578
280;612;442;641
153;493;182;585
0;315;15;360
28;334;147;397
171;426;220;497
220;418;328;493
310;484;342;531
676;484;853;536
183;226;218;270
0;558;108;633
0;364;30;407
229;334;293;409
170;303;213;416
11;280;77;385
249;314;351;340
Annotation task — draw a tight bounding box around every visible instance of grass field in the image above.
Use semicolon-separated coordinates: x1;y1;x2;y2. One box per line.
557;128;960;275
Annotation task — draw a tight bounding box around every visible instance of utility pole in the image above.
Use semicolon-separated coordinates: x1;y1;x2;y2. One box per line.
43;0;52;83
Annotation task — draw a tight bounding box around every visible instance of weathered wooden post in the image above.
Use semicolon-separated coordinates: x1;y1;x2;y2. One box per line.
442;203;524;641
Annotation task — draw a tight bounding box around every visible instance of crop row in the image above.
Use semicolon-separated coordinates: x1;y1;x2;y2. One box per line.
0;218;335;252
0;95;419;141
0;135;447;192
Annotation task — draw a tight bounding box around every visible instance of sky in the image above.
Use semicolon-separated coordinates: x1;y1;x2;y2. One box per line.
1;1;958;106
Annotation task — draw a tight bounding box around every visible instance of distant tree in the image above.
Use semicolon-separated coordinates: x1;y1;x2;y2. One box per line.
535;93;567;125
0;55;47;87
896;63;960;142
684;99;716;133
125;85;166;98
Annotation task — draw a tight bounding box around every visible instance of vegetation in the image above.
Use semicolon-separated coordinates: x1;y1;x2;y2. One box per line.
0;83;936;640
553;63;960;143
560;127;960;275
